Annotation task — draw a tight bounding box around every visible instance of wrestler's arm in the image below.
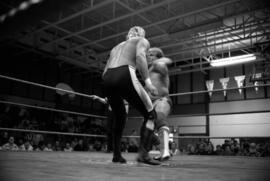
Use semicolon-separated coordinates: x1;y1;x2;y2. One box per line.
102;47;115;77
155;57;172;65
92;95;107;104
136;38;150;81
136;38;158;95
152;60;170;76
102;57;111;77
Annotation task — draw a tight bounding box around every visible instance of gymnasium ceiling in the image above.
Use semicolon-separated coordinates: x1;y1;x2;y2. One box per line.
0;0;270;76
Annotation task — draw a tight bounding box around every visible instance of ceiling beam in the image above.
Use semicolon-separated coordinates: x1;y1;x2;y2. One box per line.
166;33;270;57
0;0;89;39
116;0;168;34
60;0;240;60
169;57;266;75
22;0;113;38
41;20;106;49
36;0;178;47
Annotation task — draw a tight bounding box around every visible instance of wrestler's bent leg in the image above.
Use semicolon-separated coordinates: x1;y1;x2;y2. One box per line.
119;67;160;165
153;98;171;161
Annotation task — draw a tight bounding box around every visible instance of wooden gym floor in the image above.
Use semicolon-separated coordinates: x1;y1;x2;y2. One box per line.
0;151;269;181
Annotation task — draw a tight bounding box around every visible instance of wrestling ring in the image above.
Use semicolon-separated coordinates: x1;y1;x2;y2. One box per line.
0;74;270;181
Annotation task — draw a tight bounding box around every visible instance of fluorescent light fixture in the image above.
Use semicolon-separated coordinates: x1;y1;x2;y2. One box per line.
210;54;256;67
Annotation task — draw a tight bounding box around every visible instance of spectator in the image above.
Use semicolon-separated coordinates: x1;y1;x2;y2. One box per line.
74;139;85;151
87;143;95;152
38;141;46;151
0;131;9;146
196;139;206;155
71;138;78;150
54;140;62;151
262;143;270;157
18;138;25;150
170;141;179;156
0;105;11;128
222;139;231;151
187;144;196;155
214;145;223;155
223;145;233;156
24;141;33;151
241;139;250;156
43;143;53;151
32;133;44;148
64;142;73;152
93;141;102;151
231;139;241;156
248;142;258;157
197;143;204;154
204;139;214;155
120;138;128;153
2;136;19;151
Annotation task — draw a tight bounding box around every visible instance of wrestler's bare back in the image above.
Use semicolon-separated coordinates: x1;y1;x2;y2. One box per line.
105;37;147;69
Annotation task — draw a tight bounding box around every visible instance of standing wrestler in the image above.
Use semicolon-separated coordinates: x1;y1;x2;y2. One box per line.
147;47;173;161
102;26;160;165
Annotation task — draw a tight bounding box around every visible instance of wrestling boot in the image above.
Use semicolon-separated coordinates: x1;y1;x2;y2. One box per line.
106;132;113;153
112;131;126;163
112;118;126;163
153;126;171;161
137;118;161;165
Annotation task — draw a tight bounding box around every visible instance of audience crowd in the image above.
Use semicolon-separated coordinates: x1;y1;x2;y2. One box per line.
1;103;270;157
0;103;139;152
185;138;270;157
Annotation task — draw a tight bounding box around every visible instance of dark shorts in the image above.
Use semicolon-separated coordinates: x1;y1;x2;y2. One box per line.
152;96;172;109
103;65;153;128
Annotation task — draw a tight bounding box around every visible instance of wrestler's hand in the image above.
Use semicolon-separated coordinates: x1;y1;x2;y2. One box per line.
90;95;97;100
145;78;158;96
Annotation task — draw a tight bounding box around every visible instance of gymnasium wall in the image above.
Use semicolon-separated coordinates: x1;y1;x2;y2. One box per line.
209;99;270;137
170;62;270;106
166;99;270;136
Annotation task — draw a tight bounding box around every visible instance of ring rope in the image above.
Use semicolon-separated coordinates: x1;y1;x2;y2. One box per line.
0;127;107;138
126;109;270;119
0;100;106;118
168;110;270;117
0;74;96;99
172;135;270;139
2;99;270;121
169;83;270;97
1;127;269;139
1;74;269;98
0;127;140;138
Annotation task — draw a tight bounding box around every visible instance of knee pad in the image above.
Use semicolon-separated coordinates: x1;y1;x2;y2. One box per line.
143;109;157;124
151;133;160;146
155;112;169;130
143;109;157;130
148;109;157;121
158;126;170;133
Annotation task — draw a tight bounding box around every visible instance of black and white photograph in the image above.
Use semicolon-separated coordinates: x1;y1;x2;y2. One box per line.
0;0;270;180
